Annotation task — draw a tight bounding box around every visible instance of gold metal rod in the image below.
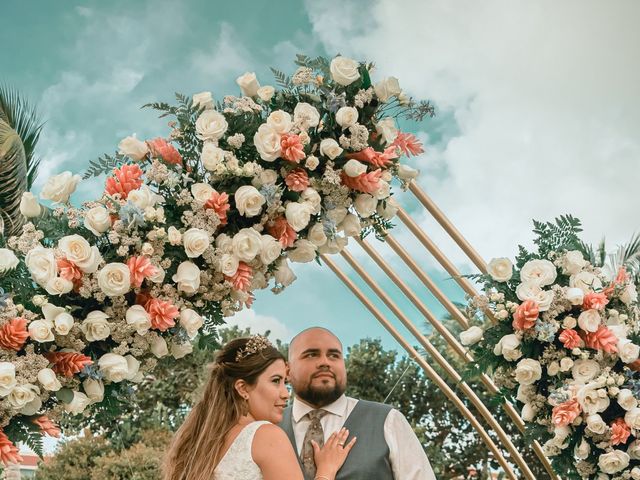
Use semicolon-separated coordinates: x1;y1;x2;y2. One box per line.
408;181;488;274
395;205;478;298
337;250;535;480
356;238;559;479
321;254;519;479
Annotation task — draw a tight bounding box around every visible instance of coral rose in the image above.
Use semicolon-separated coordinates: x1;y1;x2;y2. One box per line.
552;398;581;427
512;299;539;330
611;418;631;445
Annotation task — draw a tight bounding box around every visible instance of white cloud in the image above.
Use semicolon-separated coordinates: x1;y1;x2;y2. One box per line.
306;0;640;266
226;309;292;342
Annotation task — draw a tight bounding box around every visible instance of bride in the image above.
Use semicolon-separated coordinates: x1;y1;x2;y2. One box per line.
163;336;356;480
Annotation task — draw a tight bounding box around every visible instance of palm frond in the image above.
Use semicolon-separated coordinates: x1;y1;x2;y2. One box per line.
0;118;28;236
0;85;44;190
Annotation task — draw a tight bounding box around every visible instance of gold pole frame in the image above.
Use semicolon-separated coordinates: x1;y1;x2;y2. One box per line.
324;180;558;479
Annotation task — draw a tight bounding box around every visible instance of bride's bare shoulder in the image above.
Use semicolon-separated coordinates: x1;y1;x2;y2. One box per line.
252;423;303;479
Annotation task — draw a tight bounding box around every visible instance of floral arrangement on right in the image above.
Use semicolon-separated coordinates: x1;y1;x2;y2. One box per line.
462;216;640;480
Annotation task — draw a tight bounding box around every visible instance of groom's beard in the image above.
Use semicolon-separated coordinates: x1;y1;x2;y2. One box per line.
295;378;346;407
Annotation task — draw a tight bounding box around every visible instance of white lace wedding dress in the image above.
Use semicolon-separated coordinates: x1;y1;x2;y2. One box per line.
214;420;270;479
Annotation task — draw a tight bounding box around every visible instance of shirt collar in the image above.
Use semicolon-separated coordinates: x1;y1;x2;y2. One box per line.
292;394;349;423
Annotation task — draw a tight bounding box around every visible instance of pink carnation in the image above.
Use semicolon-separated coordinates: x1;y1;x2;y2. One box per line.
551;398;581;427
285;168;309;192
280;133;305;163
127;256;158;288
147;137;182;165
512;300;539;331
146;298;179;332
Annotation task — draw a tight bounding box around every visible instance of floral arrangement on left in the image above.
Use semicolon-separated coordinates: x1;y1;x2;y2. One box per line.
0;54;431;463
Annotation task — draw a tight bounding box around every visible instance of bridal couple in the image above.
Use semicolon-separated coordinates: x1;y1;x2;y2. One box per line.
163;327;436;479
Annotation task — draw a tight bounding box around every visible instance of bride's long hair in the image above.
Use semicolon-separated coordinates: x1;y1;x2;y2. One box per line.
163;337;286;480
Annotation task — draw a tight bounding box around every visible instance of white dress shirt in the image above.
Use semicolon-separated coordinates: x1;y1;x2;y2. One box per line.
291;395;436;480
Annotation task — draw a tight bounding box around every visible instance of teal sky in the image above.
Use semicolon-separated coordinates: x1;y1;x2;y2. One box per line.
1;0;473;353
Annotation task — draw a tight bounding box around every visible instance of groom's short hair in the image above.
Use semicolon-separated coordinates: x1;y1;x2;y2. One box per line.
288;327;343;360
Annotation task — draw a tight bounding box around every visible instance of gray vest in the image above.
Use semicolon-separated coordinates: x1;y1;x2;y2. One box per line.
280;399;394;480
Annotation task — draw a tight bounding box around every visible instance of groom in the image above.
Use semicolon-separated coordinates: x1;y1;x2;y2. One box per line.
280;327;436;480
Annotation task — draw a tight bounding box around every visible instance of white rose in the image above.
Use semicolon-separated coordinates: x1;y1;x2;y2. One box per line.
118;135;149;160
285;202;312;232
190;183;215;203
219;254;239;277
201;142;226;171
236;72;260;97
547;361;560;376
192;91;214;110
98;353;130;383
326;207;348;225
253;124;282;161
619;339;640;363
621;284;638;305
83;378;105;403
97;262;131;296
319;138;343;160
7;383;39;409
39;303;67;326
515;282;554;312
257;86;275;102
374;76;401;102
628;440;640;460
577;309;601;333
493;334;522;361
19;192;41;217
563;316;577;329
335;106;359;129
397;164;418;182
577;382;610;414
562;250;588;275
565;287;585;306
28;319;54;343
598;450;630;475
0;363;16;396
171;341;193;360
375;181;391;200
45;277;73;296
122;305;150;337
259;169;278;186
521;403;536;422
196;110;228;142
266;110;292;134
179;309;203;339
40;171;81;203
167;226;182;246
618;389;638;410
37;368;61;392
375;118;398;145
125;355;141;382
343;159;367;178
232;228;262;262
287;240;317;263
80;310;110;342
570;271;603;293
627;408;640;434
306;223;327;248
260;235;282;264
572;359;600;384
516;384;536;403
585;413;607;434
301;188;322;214
460;326;483;346
274;259;296;286
514;358;542;385
574;438;591;460
25;246;57;286
520;259;557;287
329;56;360;86
234;185;265;217
183;228;210;258
377;198;399;220
0;249;19;273
172;261;201;295
339;214;361;238
65;391;91;414
128;185;161;210
52;311;74;335
305;155;320;170
84;205;111;235
318;235;348;255
59;235;102;273
487;258;513;282
293;103;320;129
354;194;377;218
559;357;574;372
150;335;169;358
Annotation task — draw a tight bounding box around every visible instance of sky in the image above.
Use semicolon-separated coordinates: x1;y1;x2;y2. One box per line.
2;0;640;357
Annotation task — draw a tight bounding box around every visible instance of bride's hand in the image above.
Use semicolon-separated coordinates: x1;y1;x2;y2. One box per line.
311;428;356;479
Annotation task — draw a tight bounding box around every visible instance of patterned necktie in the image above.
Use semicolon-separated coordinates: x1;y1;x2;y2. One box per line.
301;409;327;479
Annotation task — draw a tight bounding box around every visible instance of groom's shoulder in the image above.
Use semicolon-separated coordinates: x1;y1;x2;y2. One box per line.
352;398;394;415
